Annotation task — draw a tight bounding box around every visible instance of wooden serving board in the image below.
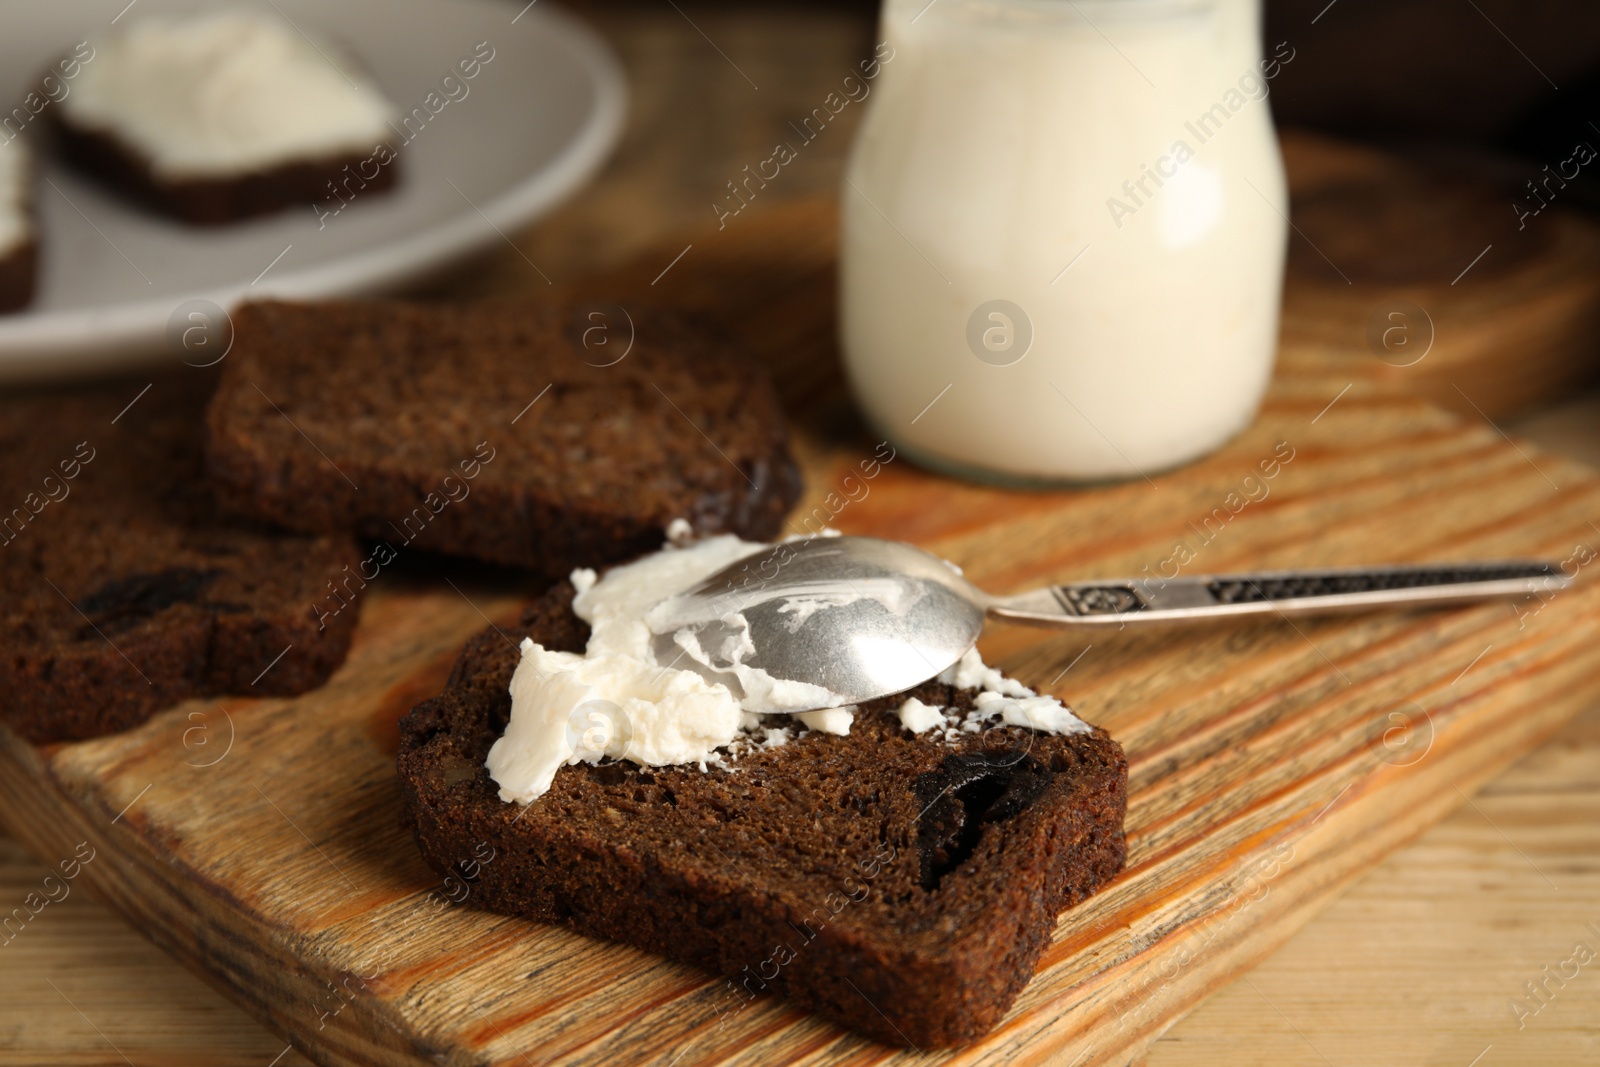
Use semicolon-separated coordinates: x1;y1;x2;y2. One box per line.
4;201;1600;1067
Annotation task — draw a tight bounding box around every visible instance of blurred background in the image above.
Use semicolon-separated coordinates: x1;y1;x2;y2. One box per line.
461;0;1600;462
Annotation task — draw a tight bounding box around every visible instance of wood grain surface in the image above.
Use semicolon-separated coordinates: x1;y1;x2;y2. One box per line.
5;5;1600;1066
7;698;1597;1067
4;183;1600;1066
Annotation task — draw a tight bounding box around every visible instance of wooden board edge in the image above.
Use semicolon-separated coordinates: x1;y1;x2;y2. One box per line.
985;647;1600;1067
0;728;441;1067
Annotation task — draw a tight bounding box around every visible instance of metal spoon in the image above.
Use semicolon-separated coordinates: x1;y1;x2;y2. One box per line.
646;536;1569;711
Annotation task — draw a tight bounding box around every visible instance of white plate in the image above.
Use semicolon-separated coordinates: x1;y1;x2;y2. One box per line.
0;0;625;380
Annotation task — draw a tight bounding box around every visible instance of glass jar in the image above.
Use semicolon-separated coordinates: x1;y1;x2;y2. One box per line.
840;0;1290;483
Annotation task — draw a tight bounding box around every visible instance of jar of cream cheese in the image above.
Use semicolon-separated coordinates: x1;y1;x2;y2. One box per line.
840;0;1290;483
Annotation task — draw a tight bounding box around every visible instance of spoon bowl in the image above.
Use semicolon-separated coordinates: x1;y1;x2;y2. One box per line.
647;536;986;705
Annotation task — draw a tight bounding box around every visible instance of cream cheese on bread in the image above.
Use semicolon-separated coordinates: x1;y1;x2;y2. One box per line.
61;10;395;179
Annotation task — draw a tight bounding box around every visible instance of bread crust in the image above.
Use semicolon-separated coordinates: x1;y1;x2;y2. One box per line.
49;112;397;225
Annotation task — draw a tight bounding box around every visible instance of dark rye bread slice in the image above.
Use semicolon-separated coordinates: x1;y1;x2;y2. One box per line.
0;138;36;313
0;372;360;744
397;582;1127;1048
205;300;802;576
49;115;398;225
0;236;35;313
47;23;399;227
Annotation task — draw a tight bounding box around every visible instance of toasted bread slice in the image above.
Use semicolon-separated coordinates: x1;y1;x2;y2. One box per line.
205;300;803;575
0;372;359;743
0;138;36;313
397;581;1127;1047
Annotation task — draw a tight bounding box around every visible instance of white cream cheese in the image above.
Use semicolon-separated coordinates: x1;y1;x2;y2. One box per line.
489;535;830;804
487;535;1092;804
795;707;855;736
897;696;944;734
940;645;1033;697
664;517;695;545
896;651;1094;740
974;689;1091;735
938;648;1092;736
63;10;396;179
0;140;32;255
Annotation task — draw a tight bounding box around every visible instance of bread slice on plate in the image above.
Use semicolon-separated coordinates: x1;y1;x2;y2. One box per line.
205;300;803;576
0;373;360;744
397;581;1127;1048
0;138;36;313
51;11;399;225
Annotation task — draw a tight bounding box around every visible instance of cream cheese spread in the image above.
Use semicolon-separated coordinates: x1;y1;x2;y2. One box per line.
896;696;944;734
487;534;1091;804
899;649;1094;738
62;10;396;179
0;141;31;255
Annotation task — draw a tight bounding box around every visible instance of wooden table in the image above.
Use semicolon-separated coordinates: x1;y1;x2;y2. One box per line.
4;5;1597;1065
